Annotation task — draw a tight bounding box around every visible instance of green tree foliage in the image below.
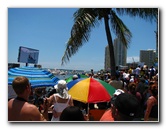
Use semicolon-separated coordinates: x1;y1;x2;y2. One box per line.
61;8;158;76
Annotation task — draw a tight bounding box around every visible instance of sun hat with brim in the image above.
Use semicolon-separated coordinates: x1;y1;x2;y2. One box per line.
54;80;69;99
113;93;139;117
54;80;68;89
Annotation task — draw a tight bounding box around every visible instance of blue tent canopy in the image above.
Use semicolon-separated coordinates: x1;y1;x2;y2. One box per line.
8;66;59;88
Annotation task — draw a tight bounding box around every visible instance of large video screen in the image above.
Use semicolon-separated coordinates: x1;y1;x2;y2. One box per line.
18;46;39;64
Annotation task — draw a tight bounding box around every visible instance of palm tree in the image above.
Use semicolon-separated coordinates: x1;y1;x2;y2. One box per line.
61;8;157;76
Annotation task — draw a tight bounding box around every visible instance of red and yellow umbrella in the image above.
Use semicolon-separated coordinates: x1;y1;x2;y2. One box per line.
67;78;115;103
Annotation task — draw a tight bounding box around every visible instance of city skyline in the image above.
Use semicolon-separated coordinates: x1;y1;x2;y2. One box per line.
8;8;157;71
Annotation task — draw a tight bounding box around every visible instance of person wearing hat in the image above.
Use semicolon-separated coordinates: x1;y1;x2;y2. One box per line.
111;93;140;121
72;74;78;80
100;89;124;121
46;80;74;121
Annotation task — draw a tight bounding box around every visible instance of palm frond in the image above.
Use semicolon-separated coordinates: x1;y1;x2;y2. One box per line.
110;10;132;48
116;8;158;22
61;8;157;67
61;9;99;65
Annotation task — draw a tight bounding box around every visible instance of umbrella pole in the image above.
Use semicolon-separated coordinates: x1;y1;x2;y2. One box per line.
87;103;89;121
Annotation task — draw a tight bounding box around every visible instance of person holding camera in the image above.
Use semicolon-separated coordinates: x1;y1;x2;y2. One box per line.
8;76;49;121
46;80;74;121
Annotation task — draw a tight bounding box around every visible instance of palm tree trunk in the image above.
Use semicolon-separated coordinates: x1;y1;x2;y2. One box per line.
104;16;116;76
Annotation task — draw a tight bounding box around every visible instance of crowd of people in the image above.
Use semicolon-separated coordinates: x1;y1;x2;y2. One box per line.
8;65;158;122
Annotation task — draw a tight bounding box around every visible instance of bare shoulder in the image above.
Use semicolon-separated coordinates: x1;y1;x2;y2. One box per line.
25;103;41;114
26;102;38;110
23;103;43;121
69;95;73;100
69;95;74;106
8;100;43;121
8;99;14;106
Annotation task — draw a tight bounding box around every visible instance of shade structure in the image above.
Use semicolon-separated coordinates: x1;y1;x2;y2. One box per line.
65;74;88;83
8;66;60;88
67;78;116;103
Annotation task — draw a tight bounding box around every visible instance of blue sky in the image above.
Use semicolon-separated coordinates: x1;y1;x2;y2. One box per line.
8;8;157;71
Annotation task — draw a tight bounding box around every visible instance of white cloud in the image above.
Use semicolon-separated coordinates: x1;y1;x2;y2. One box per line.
127;56;139;63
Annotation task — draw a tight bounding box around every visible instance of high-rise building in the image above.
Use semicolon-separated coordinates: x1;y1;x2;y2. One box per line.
104;38;127;70
140;49;156;67
104;45;110;70
114;38;127;66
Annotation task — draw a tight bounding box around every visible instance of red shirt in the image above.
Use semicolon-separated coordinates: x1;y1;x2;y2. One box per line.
100;109;114;121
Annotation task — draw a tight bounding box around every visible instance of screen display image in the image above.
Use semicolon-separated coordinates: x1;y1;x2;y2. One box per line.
18;46;39;64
